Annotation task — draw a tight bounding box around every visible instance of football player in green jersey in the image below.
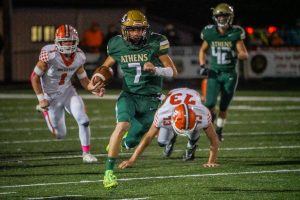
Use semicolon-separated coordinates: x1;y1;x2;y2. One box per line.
198;3;248;142
89;10;178;189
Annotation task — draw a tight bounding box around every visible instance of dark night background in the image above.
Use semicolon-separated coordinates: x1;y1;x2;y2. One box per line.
6;0;300;28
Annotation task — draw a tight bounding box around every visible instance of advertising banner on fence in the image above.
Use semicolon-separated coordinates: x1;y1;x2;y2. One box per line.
244;49;300;78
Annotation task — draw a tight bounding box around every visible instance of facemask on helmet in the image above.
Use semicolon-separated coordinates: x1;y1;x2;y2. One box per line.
171;104;197;137
120;10;149;46
55;24;79;54
212;3;234;28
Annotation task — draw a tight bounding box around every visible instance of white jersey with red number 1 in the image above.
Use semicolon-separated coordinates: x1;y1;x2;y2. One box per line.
153;88;212;130
39;44;86;94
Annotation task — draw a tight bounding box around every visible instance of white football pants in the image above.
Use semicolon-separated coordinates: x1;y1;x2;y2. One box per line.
43;87;90;147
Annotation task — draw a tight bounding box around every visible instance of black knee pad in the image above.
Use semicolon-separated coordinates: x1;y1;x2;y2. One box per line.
82;121;90;127
189;136;200;146
157;142;166;147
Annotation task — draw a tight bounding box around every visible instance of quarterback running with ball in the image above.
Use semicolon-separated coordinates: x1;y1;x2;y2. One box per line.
89;10;178;189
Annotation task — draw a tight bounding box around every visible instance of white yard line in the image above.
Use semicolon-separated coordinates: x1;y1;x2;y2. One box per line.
230;105;300;111
0;169;299;189
0;118;299;132
117;198;150;200
0;94;300;102
1;117;299;125
0;125;114;132
0;136;109;144
27;195;82;199
0;130;299;145
0;192;17;195
1;145;299;163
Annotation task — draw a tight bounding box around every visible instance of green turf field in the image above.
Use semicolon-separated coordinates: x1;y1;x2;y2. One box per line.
0;90;299;199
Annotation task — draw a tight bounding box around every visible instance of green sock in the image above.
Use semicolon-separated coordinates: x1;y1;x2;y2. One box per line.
105;157;116;171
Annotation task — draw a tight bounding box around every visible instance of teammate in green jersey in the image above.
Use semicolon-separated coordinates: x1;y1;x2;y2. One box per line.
89;10;178;189
198;3;248;141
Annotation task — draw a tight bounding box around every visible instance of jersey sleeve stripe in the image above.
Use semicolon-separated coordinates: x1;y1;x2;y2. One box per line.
160;40;169;46
153;111;159;127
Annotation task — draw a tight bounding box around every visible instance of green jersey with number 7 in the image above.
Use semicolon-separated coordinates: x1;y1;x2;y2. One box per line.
107;33;169;95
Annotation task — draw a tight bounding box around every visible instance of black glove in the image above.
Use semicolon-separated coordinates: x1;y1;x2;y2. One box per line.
198;65;209;76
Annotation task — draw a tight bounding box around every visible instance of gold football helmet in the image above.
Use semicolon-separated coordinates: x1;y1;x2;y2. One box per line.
212;3;234;28
120;10;149;46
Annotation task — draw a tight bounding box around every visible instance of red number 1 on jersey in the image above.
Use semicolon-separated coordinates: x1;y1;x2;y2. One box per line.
59;73;67;85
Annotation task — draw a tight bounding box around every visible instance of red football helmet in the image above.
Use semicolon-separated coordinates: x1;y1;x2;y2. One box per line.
171;104;197;137
55;24;79;54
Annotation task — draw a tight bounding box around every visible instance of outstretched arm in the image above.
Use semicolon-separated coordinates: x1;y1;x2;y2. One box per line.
236;40;249;60
31;61;49;110
118;124;160;169
199;40;209;65
203;123;219;167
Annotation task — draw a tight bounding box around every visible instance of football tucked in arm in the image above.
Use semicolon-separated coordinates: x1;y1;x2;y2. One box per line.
92;66;114;85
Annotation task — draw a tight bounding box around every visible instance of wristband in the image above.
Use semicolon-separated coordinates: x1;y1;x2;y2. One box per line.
77;71;87;80
37;93;45;101
34;66;45;76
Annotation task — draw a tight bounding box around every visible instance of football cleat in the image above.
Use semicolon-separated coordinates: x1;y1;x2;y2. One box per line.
182;145;198;161
103;170;118;189
82;153;98;163
163;134;177;157
216;127;224;142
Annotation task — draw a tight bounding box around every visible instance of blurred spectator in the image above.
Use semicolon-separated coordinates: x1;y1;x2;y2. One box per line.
104;24;120;78
160;23;180;46
269;32;284;46
247;32;264;47
105;24;119;43
81;22;104;53
289;19;300;46
257;29;269;46
0;33;3;54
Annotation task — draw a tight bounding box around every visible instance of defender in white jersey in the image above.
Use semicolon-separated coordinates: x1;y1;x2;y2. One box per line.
30;24;104;163
119;88;219;169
